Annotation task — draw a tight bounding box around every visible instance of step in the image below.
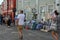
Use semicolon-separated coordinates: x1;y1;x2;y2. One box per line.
40;29;49;32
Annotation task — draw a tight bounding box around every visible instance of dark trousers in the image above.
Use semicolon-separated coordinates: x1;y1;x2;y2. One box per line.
0;19;2;25
7;19;11;26
0;21;2;25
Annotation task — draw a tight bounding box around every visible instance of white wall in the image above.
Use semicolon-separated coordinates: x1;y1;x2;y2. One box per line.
4;0;7;10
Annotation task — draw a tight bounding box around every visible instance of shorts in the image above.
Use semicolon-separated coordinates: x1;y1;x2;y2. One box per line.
51;27;59;34
17;25;23;31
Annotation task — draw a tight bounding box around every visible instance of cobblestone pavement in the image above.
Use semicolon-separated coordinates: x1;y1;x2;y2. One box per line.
0;25;60;40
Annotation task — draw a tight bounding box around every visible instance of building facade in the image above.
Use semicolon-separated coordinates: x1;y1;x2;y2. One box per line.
2;0;60;21
16;0;55;21
55;0;60;13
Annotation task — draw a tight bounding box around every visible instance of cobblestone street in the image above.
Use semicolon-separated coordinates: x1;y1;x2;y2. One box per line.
0;25;60;40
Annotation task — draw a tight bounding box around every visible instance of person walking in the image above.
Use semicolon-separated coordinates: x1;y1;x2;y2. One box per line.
17;10;25;40
51;10;60;40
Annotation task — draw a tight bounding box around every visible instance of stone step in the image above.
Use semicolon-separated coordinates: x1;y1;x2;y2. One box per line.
40;29;49;32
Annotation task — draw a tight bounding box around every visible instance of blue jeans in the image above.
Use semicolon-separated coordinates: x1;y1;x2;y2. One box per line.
0;21;2;25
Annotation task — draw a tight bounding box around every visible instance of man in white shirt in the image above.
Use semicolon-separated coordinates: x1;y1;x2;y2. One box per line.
17;10;25;40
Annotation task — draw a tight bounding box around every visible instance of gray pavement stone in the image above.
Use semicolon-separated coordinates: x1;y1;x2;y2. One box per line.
0;25;60;40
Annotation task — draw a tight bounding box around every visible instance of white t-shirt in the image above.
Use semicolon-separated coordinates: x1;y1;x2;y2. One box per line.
17;14;25;25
